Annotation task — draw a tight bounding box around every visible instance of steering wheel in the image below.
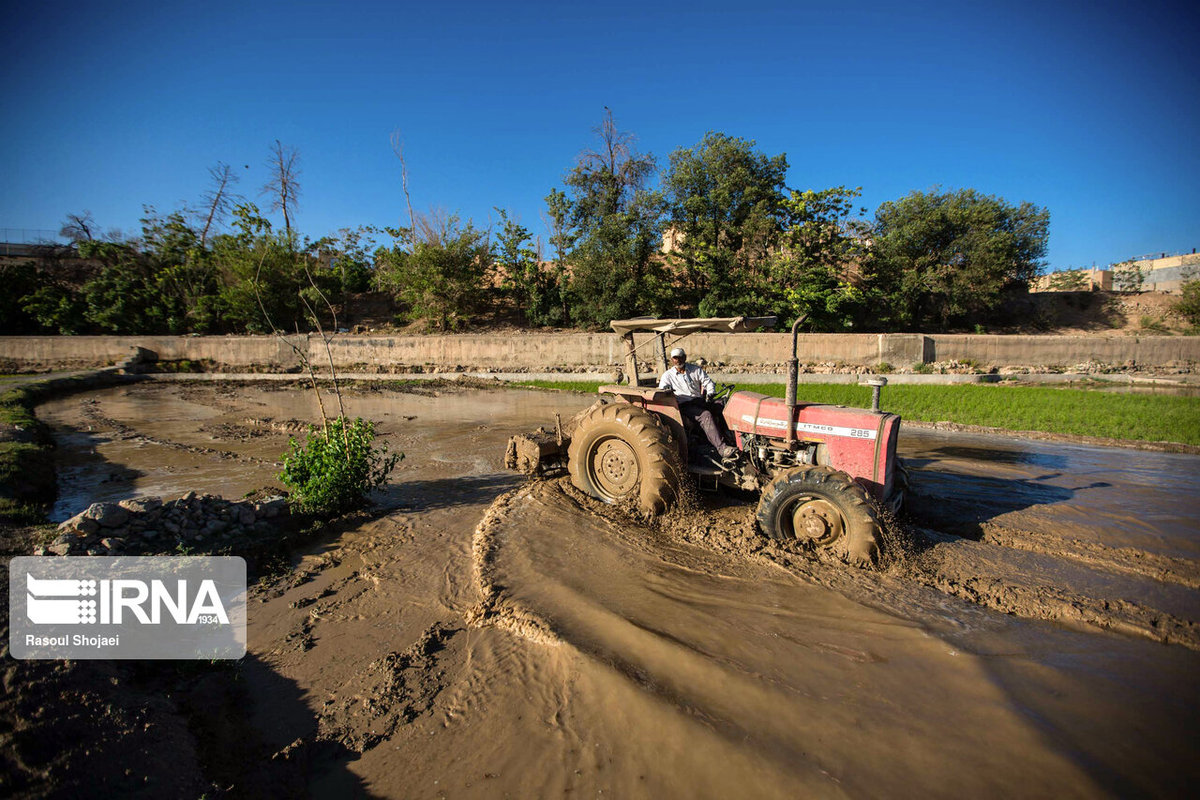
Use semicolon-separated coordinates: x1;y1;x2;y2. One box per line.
711;383;735;404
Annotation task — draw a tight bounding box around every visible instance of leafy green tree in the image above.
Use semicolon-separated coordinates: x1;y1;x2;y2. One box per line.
210;204;308;333
542;189;576;325
1046;269;1089;291
558;109;670;328
769;187;870;330
662;132;788;316
21;281;86;334
1175;281;1200;329
494;209;564;326
863;187;1049;330
1112;260;1145;292
77;240;173;333
0;262;44;333
139;208;224;333
375;213;493;330
307;226;378;295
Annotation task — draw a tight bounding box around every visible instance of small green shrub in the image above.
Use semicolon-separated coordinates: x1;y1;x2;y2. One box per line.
912;362;933;374
973;324;987;335
1139;315;1170;334
875;362;893;374
279;416;402;516
1173;281;1200;327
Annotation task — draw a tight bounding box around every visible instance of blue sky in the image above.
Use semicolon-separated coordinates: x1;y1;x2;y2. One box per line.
1;0;1196;271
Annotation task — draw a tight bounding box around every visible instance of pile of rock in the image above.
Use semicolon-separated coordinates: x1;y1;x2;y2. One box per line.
40;491;289;556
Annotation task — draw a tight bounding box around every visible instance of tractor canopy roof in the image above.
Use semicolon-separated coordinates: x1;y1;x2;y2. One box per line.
609;316;778;336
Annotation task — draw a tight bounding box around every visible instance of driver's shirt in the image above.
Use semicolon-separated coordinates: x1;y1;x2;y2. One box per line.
657;363;715;401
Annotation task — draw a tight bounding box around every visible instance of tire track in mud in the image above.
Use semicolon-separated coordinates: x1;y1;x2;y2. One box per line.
976;523;1200;590
471;478;1200;652
907;527;1200;650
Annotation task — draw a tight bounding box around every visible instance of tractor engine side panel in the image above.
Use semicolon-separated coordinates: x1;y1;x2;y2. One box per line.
724;392;900;500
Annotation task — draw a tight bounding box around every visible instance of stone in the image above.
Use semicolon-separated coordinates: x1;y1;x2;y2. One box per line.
70;517;101;536
82;502;129;529
141;529;161;540
118;496;163;514
255;497;287;519
99;538;123;552
163;520;181;535
46;542;72;556
238;506;256;526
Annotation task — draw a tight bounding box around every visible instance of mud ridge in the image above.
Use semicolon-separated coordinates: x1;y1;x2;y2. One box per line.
467;487;563;646
911;549;1200;650
978;523;1200;590
80;398;275;465
200;417;309;442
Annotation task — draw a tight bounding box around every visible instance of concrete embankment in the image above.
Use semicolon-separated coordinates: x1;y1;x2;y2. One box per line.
1;332;1197;375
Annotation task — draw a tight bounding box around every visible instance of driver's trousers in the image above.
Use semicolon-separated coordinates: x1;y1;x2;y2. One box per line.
678;398;728;454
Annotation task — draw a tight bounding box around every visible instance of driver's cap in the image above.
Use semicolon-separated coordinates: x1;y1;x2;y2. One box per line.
669;347;686;359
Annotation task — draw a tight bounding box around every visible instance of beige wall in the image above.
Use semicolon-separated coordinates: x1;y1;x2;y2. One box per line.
2;332;1197;372
928;334;1199;366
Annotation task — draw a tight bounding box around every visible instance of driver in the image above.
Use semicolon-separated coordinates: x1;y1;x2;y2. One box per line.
658;347;737;460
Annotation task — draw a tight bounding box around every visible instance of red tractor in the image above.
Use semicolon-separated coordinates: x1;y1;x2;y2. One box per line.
505;316;903;566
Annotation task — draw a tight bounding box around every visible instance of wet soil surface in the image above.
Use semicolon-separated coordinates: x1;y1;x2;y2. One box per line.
3;381;1199;798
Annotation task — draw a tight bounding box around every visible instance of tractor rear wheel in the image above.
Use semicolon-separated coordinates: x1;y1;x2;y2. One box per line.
756;466;881;566
568;402;681;515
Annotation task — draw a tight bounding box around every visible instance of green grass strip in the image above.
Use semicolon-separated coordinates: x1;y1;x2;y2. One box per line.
513;380;1200;446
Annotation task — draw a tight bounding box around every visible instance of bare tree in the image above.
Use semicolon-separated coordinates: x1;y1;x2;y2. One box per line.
390;129;417;244
199;162;241;246
261;140;301;241
60;211;97;243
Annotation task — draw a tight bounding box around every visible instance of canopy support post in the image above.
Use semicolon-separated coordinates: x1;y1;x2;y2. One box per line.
623;332;639;386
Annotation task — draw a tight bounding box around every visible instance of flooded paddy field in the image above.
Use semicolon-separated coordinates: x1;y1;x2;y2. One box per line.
6;380;1200;798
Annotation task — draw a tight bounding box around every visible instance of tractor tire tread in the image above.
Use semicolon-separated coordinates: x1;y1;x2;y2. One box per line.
567;402;682;515
757;465;881;567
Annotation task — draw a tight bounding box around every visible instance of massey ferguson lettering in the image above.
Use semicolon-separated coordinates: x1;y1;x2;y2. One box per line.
740;415;877;440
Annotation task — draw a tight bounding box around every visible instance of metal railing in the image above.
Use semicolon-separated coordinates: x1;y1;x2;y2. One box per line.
0;228;71;257
0;228;63;244
1127;248;1198;263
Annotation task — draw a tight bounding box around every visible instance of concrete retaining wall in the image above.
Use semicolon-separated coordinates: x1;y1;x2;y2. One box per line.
928;335;1200;366
0;332;1196;372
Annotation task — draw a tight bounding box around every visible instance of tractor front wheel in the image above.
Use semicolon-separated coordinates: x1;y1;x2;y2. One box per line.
568;402;681;515
756;466;881;566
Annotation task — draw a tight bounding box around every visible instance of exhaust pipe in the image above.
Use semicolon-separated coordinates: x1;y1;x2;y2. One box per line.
785;314;808;445
863;377;887;412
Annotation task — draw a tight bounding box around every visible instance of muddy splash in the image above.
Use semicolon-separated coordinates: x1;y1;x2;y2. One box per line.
13;381;1200;798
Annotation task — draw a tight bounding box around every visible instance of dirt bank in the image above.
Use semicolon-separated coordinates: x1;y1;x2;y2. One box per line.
2;382;1198;798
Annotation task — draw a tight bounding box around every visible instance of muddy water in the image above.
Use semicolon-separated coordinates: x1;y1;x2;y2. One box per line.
36;381;1200;798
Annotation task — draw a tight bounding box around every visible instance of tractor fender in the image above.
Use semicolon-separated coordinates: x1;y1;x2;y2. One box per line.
598;385;688;464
